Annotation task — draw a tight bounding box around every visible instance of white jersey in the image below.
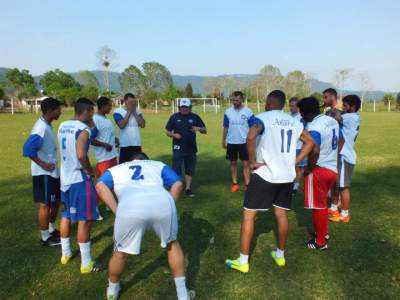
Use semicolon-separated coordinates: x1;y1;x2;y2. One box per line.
223;106;254;144
23;117;59;178
290;112;305;150
93;113;117;162
58;120;91;192
253;110;304;183
113;108;143;147
340;113;360;165
100;160;179;217
308;114;339;173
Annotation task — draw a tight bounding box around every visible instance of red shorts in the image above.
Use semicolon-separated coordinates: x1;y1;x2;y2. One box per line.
96;157;118;179
304;167;337;209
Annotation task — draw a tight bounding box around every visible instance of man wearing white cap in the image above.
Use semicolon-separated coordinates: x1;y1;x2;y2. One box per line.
165;98;207;197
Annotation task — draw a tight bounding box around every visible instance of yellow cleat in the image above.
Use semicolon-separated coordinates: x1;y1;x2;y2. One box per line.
80;261;105;274
329;214;351;223
271;251;286;267
225;258;249;273
61;255;72;265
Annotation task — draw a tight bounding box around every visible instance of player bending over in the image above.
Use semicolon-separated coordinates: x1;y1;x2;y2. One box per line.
96;152;195;300
23;97;62;247
329;95;361;223
298;97;342;250
225;90;314;272
57;98;102;273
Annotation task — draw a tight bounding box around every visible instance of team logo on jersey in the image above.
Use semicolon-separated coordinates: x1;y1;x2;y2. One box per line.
70;207;77;214
189;119;193;124
177;119;181;122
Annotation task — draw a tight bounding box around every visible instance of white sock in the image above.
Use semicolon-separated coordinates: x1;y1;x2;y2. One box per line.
40;230;50;241
239;253;249;265
107;279;121;297
293;182;299;190
79;242;92;267
48;222;56;233
330;204;338;211
341;209;349;217
61;237;72;257
174;276;188;300
276;248;285;259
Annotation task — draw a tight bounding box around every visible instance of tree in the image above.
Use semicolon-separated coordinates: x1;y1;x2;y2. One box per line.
184;83;194;98
142;62;173;92
0;87;5;99
97;46;117;91
5;68;38;100
382;93;395;106
77;71;99;88
284;70;310;99
359;71;371;111
162;86;184;101
334;69;351;100
119;65;147;95
397;93;400;110
257;65;284;98
310;92;324;106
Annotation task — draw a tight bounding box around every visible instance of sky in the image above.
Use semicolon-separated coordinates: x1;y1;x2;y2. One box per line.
1;0;399;91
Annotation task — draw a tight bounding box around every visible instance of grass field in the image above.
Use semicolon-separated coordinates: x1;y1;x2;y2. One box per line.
1;110;399;299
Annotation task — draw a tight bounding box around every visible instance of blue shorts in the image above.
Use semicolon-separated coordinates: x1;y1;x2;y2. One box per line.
296;149;307;167
61;179;99;222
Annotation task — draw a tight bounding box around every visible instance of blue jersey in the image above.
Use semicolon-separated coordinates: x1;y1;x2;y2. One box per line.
223;106;254;144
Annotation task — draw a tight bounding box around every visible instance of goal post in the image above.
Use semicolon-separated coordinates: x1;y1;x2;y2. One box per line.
175;97;220;113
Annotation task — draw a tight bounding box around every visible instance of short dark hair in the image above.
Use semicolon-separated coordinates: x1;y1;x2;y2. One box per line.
297;97;320;116
131;152;149;160
124;93;136;101
323;88;337;98
342;94;361;111
289;97;299;104
40;97;61;114
74;97;94;115
267;90;286;108
97;96;111;109
232;91;244;99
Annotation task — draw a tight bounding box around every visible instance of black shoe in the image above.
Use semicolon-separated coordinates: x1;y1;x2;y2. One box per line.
306;239;328;250
50;229;60;238
41;235;61;247
185;189;194;197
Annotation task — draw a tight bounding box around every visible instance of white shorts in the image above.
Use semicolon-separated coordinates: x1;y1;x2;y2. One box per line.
337;156;355;188
113;196;178;255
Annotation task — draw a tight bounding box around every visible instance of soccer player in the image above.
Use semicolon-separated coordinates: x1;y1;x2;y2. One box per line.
222;91;253;192
96;152;195;300
57;98;102;273
165;98;207;197
92;96;118;178
23;97;62;247
225;90;314;272
298;97;341;250
323;88;343;124
329;95;361;223
289;97;307;195
113;93;145;164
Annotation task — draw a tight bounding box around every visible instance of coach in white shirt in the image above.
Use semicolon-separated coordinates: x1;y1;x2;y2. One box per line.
113;93;146;164
222;91;253;192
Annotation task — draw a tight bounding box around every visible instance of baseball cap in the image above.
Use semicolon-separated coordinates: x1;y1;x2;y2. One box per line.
179;98;191;107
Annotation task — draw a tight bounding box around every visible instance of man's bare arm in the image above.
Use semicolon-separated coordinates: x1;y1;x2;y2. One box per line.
95;182;118;214
76;130;94;176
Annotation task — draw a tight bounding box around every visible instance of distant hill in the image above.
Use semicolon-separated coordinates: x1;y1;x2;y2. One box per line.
0;67;391;101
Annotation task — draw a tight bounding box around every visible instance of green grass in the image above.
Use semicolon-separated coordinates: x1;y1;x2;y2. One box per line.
1;110;399;299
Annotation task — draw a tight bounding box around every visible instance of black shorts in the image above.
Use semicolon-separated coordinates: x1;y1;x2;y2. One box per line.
119;146;142;164
32;175;60;206
226;143;248;161
244;174;292;211
172;152;197;176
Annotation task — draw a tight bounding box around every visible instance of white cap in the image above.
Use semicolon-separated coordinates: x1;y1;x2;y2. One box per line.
179;98;191;107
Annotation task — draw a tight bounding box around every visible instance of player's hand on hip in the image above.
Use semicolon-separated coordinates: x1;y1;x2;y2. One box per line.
174;133;182;139
42;162;55;172
105;144;112;151
250;162;265;170
222;141;227;149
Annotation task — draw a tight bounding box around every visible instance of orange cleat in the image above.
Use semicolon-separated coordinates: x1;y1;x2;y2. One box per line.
231;183;239;193
329;214;351;223
328;208;339;216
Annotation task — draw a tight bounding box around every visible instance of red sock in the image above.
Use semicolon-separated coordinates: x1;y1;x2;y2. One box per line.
313;208;328;246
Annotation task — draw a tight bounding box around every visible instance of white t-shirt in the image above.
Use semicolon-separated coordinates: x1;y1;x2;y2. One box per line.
99;160;180;217
58;120;91;192
113;108;143;147
93;113;117;162
340;113;360;165
308;114;340;173
23;117;59;178
223;106;254;144
290;112;305;150
253;110;304;183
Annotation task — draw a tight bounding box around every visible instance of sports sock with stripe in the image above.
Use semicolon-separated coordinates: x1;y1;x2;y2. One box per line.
107;279;121;296
41;230;50;241
276;248;285;259
174;276;188;300
341;209;349;217
329;204;338;211
79;241;92;267
61;237;72;256
239;253;249;265
48;222;56;233
313;208;328;246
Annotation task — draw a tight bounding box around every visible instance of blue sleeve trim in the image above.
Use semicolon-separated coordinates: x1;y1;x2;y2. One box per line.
113;113;123;123
248;116;265;134
223;114;229;128
309;130;321;145
161;165;180;187
339;128;344;140
301;118;307;128
98;170;114;189
91;127;99;139
75;129;83;140
23;134;44;157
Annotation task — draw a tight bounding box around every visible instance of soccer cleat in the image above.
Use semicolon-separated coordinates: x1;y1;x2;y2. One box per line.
270;251;286;267
328;208;339;216
225;258;249;273
187;289;196;300
329;214;350;223
106;284;121;300
231;183;239;193
41;235;61;247
80;261;105;274
50;229;60;238
306;239;328;250
61;255;72;265
185;189;195;198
